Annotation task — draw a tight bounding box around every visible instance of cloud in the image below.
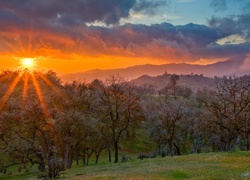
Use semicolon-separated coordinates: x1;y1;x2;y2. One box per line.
177;0;196;3
210;0;250;12
194;43;250;59
132;0;168;15
210;0;227;12
208;0;250;43
1;18;248;64
208;14;250;40
0;0;137;25
71;22;244;61
0;0;167;26
0;0;249;65
216;34;247;45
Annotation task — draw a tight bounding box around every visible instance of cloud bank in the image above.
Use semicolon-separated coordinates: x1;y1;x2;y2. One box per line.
0;0;249;66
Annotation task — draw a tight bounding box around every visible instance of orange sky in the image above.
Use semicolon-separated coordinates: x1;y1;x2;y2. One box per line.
0;28;202;74
1;51;179;74
0;26;225;74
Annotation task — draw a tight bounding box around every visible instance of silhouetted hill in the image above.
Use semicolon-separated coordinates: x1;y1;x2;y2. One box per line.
60;55;249;83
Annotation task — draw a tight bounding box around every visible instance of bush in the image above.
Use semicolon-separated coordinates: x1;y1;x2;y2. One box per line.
121;155;130;162
138;152;157;160
37;158;65;179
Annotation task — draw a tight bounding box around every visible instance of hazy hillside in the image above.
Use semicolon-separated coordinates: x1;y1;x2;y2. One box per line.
60;55;249;83
131;73;215;92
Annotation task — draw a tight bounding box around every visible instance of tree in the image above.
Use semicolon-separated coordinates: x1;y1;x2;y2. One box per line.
56;81;96;167
142;97;167;155
168;74;180;96
0;70;65;178
96;76;144;163
197;76;250;151
144;96;190;156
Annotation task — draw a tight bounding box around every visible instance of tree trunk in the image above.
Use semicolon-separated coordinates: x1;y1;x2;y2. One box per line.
114;141;119;163
108;147;112;162
95;152;100;164
158;143;161;155
82;154;86;165
64;145;72;169
76;152;79;166
168;140;173;156
85;150;93;165
36;150;46;172
246;134;250;151
174;143;181;156
86;157;89;165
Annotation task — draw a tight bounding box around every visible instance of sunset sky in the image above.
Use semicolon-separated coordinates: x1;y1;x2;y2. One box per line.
0;0;249;74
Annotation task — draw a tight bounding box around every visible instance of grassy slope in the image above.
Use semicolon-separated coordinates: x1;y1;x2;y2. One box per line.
2;151;250;180
64;151;250;180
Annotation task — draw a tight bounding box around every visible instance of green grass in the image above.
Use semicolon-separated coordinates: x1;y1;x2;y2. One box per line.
1;151;250;179
168;171;190;179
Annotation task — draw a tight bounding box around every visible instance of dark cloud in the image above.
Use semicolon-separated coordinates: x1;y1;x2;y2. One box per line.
210;0;227;12
0;0;137;25
208;0;250;43
198;0;250;60
210;0;250;12
208;14;250;40
0;8;28;31
208;16;238;35
194;43;250;59
0;0;169;27
83;23;231;60
132;0;168;14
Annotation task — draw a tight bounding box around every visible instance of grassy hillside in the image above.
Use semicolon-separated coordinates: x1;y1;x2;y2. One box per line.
1;151;250;179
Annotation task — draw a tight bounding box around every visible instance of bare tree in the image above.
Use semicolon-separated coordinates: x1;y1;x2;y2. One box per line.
197;76;250;151
96;75;144;163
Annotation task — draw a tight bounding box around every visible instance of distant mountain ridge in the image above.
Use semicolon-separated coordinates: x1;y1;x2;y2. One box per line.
60;55;249;83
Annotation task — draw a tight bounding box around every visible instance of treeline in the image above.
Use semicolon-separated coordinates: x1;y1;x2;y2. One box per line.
0;70;249;178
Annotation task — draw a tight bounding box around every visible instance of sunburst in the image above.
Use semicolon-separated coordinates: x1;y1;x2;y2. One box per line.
20;57;36;70
0;22;63;150
0;70;63;116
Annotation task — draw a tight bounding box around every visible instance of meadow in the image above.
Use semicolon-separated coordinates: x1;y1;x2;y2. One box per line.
1;151;250;179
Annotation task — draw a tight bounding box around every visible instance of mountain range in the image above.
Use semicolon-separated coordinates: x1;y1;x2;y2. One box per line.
60;55;250;83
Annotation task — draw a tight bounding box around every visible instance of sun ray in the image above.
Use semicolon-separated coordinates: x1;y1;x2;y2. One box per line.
22;71;29;106
30;73;63;149
1;39;18;53
37;72;64;97
12;28;30;57
11;26;40;66
31;74;50;117
15;34;27;57
0;74;22;110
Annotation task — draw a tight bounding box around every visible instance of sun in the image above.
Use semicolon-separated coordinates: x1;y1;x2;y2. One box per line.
21;58;34;69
